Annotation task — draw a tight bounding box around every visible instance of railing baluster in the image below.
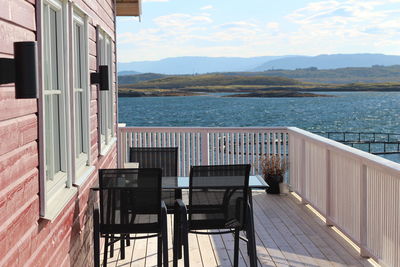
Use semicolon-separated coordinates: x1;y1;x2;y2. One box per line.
278;132;282;157
235;132;239;164
224;133;230;164
197;133;201;165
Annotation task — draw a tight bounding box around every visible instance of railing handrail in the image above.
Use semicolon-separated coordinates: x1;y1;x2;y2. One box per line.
119;126;289;133
313;131;400;136
289;127;400;176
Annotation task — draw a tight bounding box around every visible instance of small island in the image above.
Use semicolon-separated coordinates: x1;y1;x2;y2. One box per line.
118;73;400;98
224;91;333;98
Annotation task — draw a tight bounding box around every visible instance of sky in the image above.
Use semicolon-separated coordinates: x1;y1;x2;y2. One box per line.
116;0;400;62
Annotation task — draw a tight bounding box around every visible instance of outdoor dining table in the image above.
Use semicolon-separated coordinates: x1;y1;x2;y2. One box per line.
161;175;268;191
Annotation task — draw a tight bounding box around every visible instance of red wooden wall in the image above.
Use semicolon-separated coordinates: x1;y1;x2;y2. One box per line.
0;0;118;266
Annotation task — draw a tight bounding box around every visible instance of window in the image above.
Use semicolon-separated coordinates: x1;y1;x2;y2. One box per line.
72;10;91;179
98;29;115;153
43;0;70;198
40;0;76;220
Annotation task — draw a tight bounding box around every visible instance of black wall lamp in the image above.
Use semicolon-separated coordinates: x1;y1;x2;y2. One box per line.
0;41;38;99
91;65;109;91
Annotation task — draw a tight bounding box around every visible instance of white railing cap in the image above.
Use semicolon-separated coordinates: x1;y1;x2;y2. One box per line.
288;127;400;175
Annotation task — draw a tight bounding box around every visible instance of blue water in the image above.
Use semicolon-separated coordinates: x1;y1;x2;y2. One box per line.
119;92;400;133
118;91;400;162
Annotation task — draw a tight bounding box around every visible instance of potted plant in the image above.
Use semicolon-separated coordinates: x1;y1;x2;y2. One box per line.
260;155;288;194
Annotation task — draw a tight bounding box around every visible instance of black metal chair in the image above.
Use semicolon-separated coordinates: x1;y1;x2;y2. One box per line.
93;168;168;267
129;147;180;212
173;164;257;267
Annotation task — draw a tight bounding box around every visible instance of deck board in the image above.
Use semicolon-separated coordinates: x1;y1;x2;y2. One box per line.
102;192;374;267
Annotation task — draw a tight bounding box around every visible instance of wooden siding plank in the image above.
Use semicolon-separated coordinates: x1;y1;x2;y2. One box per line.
0;19;35;55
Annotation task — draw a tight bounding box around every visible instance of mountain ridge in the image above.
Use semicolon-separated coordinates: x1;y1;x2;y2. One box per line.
118;54;400;75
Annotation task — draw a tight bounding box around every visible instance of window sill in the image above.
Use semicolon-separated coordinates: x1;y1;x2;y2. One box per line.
42;187;78;221
100;136;116;156
73;165;96;187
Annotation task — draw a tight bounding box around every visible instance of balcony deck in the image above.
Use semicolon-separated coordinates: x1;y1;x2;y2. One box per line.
102;191;373;267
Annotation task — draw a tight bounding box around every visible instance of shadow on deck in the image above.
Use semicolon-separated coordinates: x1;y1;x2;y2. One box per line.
102;192;374;267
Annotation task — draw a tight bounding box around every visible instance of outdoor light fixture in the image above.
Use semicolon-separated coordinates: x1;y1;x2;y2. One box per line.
91;65;109;91
0;41;38;98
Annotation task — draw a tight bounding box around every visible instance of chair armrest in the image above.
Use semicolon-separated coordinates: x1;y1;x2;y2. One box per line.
161;200;168;216
174;199;187;216
93;202;100;213
93;202;100;224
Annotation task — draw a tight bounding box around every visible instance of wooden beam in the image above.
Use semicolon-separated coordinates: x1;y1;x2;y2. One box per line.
116;2;141;16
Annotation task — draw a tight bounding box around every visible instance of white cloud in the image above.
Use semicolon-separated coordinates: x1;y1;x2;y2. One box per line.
266;22;279;30
154;13;213;28
200;5;213;10
117;0;400;61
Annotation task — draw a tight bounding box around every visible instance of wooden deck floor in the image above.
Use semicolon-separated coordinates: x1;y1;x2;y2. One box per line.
102;192;374;267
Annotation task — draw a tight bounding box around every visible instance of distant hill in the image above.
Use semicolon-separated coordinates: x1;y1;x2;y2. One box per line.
221;65;400;84
118;72;400;97
118;73;169;85
253;54;400;71
118;71;140;76
119;65;400;85
118;56;289;75
120;74;302;90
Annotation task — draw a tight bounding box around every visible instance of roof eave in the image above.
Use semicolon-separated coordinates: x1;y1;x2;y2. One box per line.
116;0;141;16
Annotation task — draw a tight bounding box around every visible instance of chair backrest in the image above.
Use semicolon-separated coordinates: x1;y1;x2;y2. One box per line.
188;164;251;229
98;168;162;227
129;147;178;177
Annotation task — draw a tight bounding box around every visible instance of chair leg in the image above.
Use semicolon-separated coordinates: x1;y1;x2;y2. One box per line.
246;203;257;267
162;216;169;267
103;235;109;267
234;228;240;267
93;208;100;267
173;210;179;267
158;234;162;267
126;234;130;246
181;217;189;267
120;234;125;260
109;235;114;258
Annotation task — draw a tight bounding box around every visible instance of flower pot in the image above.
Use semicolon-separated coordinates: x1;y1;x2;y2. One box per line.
279;182;289;195
265;175;282;194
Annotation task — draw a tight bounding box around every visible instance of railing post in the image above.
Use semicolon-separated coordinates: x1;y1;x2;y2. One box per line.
326;149;334;226
201;132;210;165
117;123;126;168
360;163;369;257
301;138;308;204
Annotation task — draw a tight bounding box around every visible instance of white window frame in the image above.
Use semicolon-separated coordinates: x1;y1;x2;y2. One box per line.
98;28;116;155
71;7;93;184
39;0;76;220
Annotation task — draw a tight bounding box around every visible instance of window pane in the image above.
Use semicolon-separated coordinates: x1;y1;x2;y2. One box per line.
50;8;59;90
45;95;53;180
74;23;82;89
53;95;62;173
75;92;84;156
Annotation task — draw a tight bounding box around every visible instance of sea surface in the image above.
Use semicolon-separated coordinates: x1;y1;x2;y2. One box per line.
118;91;400;162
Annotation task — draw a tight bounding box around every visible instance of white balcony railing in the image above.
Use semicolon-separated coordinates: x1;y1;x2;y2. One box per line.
288;127;400;267
118;126;289;176
118;125;400;267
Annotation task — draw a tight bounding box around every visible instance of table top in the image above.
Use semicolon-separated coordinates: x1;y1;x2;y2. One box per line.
162;175;268;189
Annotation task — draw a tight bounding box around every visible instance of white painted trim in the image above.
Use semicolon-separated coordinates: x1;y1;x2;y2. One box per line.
40;0;74;218
37;0;46;217
43;187;77;221
71;5;91;185
73;166;96;187
100;137;117;156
